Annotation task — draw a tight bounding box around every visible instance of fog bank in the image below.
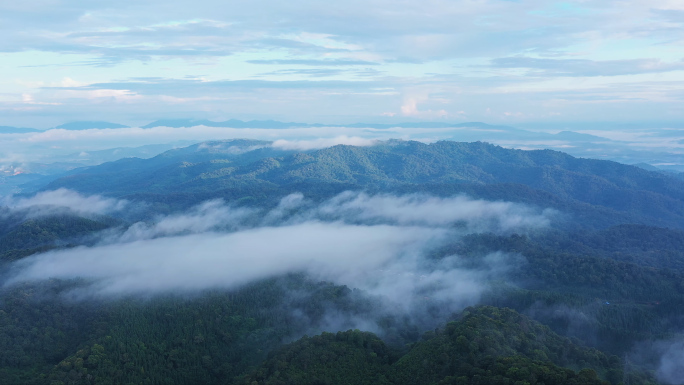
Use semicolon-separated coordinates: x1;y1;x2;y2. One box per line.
4;190;552;316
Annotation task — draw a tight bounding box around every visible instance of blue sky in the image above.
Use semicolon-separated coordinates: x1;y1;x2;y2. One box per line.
2;0;684;127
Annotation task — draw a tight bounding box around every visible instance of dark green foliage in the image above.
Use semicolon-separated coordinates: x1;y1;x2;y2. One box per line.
46;295;271;385
243;330;396;385
0;281;106;384
446;232;684;354
242;307;637;385
0;276;388;385
391;306;621;385
0;215;111;256
1;275;656;385
534;224;684;271
0;214;114;264
453;232;684;302
0;245;56;262
433;356;610;385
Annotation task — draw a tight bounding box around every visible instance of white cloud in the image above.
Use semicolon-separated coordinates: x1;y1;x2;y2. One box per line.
271;136;378;150
117;199;255;242
314;192;554;232
7;222;444;296
3;188;128;217
4;191;552;302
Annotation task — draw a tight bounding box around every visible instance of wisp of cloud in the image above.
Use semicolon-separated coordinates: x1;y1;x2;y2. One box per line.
2;188;128;218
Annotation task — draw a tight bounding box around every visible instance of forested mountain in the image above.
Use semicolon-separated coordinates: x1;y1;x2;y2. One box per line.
2;140;684;384
43;140;684;229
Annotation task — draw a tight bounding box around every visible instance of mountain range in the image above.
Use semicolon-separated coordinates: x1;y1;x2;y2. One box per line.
42;139;684;229
5;118;684;174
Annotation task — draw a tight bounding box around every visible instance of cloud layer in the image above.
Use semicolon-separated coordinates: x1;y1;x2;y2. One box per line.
2;1;684;126
9;222;440;295
4;191;552;311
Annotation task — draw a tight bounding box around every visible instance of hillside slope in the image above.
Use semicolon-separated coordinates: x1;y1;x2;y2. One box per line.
242;306;645;385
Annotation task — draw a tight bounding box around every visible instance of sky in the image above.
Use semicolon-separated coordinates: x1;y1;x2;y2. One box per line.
2;0;684;128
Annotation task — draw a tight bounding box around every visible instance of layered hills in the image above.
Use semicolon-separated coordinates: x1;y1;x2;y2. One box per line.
1;139;682;384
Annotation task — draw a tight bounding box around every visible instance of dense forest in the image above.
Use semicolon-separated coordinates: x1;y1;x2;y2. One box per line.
1;140;683;384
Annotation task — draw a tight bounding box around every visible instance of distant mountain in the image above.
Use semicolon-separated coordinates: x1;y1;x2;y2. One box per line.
42;139;684;229
0;126;40;133
55;142;196;165
632;162;661;171
553;130;609;141
55;121;129;130
140;118;528;131
135;119;684;170
141;118;318;129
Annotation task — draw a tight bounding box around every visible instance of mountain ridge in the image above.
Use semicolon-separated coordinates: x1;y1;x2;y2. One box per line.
40;139;684;229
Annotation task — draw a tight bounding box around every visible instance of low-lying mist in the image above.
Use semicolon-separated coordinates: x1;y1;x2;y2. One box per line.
2;189;555;333
1;188;128;219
